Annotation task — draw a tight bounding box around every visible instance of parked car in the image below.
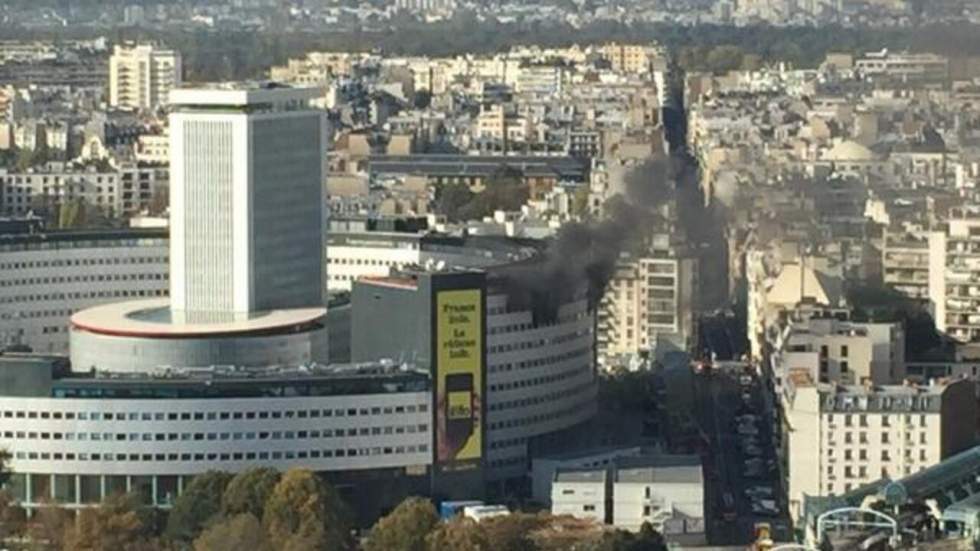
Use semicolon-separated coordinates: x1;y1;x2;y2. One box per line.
737;425;759;436
741;446;763;457
745;485;775;498
751;502;780;516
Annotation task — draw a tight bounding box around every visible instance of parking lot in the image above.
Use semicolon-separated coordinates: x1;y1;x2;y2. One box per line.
695;365;792;544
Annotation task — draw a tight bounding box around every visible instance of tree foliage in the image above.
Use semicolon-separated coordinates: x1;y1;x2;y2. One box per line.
435;168;531;221
27;504;71;551
424;517;490;551
590;523;668;551
480;513;548;551
63;493;163;551
164;471;232;544
193;513;271;551
220;467;280;520
262;469;352;551
0;490;26;546
363;497;439;551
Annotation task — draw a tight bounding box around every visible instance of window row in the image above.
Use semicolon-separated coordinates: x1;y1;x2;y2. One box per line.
0;403;429;422
489;345;591;374
829;447;930;462
13;444;430;463
488;397;593;431
488;381;594;413
1;272;167;286
0;288;168;304
828;413;930;428
826;430;929;445
0;256;167;270
488;365;590;393
2;423;429;442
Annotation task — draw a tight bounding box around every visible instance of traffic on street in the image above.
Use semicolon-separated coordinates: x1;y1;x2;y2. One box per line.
695;362;793;545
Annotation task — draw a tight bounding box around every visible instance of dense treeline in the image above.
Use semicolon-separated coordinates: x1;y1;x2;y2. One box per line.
0;467;669;550
2;19;980;80
0;467;354;550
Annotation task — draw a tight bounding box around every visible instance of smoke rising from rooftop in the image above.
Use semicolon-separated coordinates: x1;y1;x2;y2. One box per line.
496;156;679;324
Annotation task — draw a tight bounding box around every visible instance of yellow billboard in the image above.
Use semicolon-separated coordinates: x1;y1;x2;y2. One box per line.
435;289;483;467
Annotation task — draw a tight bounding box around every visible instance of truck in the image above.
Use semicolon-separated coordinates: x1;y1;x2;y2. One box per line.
463;505;509;521
439;500;484;521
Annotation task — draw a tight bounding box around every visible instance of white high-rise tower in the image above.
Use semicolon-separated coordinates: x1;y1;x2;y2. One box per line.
168;85;326;322
70;84;328;373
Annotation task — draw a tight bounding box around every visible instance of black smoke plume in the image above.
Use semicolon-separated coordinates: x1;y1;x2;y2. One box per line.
495;157;677;325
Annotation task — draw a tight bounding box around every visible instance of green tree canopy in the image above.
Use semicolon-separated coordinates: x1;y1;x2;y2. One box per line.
364;497;439;551
263;468;352;551
193;513;271;551
164;471;232;544
64;493;161;551
480;513;548;551
220;467;280;520
425;517;489;551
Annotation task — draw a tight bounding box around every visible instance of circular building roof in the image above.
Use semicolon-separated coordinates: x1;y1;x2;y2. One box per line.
71;298;327;339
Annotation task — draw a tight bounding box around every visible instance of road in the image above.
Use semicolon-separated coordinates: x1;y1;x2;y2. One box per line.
696;367;793;545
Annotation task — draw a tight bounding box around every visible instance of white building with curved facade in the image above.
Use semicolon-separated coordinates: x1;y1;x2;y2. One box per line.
0;82;597;522
0;229;168;354
0;355;432;523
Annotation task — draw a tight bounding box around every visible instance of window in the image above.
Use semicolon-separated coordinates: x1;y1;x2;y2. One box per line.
583;504;595;512
841;345;849;358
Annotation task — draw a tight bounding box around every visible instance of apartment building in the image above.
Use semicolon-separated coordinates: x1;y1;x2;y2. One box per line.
855;50;949;83
598;234;698;368
882;227;930;302
109;44;182;111
929;211;980;343
0;165;168;217
599;43;666;76
783;375;976;520
778;317;906;385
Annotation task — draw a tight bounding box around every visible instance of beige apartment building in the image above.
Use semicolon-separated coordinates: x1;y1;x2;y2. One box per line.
778;317;906;385
598;234;698;369
109;44;182;111
929;210;980;343
783;375;976;521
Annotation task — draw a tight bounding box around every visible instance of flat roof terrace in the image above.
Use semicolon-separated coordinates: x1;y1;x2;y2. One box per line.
70;298;326;339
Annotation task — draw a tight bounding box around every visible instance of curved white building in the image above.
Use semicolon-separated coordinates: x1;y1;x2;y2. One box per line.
0;228;169;354
0;355;431;523
484;290;596;480
69;299;327;373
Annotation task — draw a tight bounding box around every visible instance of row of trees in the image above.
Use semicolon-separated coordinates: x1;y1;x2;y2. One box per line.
434;168;530;222
0;468;353;551
364;497;668;551
0;467;669;551
5;18;980;81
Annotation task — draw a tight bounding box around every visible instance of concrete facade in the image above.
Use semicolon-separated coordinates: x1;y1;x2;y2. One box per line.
169;86;325;320
782;376;976;521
